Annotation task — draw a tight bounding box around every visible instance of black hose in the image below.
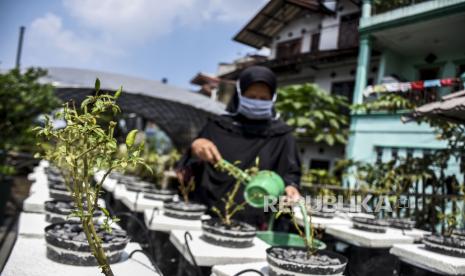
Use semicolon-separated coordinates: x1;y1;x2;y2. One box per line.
128;249;164;276
114;212;156;259
233;269;265;276
184;231;203;276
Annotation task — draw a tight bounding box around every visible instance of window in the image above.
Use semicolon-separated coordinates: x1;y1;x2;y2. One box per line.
418;67;439;80
331;81;355;104
338;13;359;49
311;33;320;52
309;159;330;170
276;38;302;59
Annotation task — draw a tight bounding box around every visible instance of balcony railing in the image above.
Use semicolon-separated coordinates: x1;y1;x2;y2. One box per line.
372;0;432;15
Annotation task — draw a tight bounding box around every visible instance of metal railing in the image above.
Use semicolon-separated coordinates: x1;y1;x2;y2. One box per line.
302;181;464;234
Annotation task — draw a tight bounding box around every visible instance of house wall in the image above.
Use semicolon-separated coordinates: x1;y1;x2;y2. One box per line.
320;0;360;50
269;0;360;58
347;48;465;183
296;140;346;171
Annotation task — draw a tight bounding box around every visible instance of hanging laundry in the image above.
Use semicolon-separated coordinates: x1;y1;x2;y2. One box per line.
440;78;456;87
424;79;441;88
363;77;459;97
410;81;424;90
385;83;401;92
399;82;411;92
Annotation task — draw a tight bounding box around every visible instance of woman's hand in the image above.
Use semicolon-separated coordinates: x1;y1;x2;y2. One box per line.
285;185;301;202
191;138;222;164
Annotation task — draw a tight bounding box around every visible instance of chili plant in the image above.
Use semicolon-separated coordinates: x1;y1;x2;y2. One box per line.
211;159;259;226
35;79;150;276
177;169;195;204
277;201;317;256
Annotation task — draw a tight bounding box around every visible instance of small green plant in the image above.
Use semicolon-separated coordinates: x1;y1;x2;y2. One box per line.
352;93;414;114
36;79;150;276
278;201;317;257
176;169;195;204
275;83;349;146
0;67;60;175
211;159;260;226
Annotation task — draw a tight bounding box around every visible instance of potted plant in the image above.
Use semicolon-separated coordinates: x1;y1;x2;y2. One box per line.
266;201;348;276
44;199;102;223
386;218;415;230
36;79;150;275
141;151;179;202
351;216;389;233
0;68;59;224
200;160;260;248
422;212;465;257
163;170;207;220
122;150;178;202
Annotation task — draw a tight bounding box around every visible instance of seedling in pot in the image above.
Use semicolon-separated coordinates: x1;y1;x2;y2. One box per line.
162;169;206;220
267;200;348;276
211;159;260;226
200;159;261;248
423;210;465;257
36;79;150;276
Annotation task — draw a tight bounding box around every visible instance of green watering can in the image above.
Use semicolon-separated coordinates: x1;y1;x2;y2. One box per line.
217;159;285;208
216;159;326;249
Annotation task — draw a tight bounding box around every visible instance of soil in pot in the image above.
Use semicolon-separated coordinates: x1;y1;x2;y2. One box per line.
49;183;73;201
143;188;176;202
422;234;465;257
201;218;256;248
387;218;415;230
44;200;102;223
123;180;153;193
310;206;336;219
266;246;347;276
163;201;207;220
45;222;129;266
352;217;388;233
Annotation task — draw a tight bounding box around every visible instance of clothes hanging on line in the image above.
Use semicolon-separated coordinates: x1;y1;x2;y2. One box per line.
363;78;460;97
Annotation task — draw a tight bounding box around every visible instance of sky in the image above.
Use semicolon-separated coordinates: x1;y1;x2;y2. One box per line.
0;0;270;89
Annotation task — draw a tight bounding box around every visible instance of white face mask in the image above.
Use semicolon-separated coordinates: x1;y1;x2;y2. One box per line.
236;81;277;120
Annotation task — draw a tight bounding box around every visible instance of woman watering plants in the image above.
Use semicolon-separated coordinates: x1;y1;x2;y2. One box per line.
178;66;301;229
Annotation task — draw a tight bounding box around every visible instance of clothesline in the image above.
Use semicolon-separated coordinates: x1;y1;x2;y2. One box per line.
363;77;461;97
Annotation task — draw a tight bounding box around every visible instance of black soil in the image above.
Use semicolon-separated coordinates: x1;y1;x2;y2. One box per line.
202;218;256;232
268;247;342;266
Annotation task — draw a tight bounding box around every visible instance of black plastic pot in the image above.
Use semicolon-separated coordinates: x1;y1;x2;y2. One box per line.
49;183;73;201
163;201;206;220
143;188;176;202
0;175;13;225
311;206;336;219
423;233;465;257
352;217;388;233
45;222;129;266
123;180;152;193
387;218;415;230
266;246;347;276
201;218;256;248
44;200;101;223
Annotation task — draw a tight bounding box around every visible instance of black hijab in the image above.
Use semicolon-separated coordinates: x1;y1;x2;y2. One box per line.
226;66;277;114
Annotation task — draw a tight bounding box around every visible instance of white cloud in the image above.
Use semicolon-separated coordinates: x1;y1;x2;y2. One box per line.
62;0;266;43
26;13;123;65
26;0;266;70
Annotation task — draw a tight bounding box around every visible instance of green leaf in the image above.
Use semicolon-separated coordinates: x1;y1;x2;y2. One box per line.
114;86;122;99
125;129;138;148
95;78;101;92
100;207;110;217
